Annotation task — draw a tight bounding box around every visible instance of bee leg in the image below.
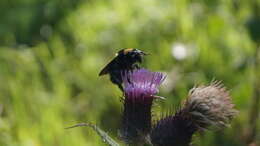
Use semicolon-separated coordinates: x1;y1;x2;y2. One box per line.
110;74;124;91
133;64;140;69
137;64;140;69
117;84;124;92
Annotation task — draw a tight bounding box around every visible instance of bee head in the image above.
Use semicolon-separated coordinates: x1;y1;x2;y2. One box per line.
118;48;148;63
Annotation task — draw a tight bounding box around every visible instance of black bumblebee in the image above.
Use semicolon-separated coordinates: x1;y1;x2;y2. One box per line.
99;48;148;91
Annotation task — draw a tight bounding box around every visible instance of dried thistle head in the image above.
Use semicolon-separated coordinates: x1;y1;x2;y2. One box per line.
183;81;238;130
150;81;238;146
119;69;166;144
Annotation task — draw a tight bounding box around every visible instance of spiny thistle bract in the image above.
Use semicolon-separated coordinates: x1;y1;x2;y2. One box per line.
150;111;197;146
119;68;166;144
150;82;237;146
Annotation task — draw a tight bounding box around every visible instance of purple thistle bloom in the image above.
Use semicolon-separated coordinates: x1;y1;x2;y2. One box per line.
123;68;165;97
119;69;165;144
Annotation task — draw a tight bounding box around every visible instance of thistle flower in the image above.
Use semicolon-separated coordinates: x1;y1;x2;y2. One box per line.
119;68;165;144
183;81;238;130
150;82;237;146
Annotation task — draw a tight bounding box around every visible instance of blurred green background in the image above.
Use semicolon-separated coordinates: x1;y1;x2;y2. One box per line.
0;0;259;145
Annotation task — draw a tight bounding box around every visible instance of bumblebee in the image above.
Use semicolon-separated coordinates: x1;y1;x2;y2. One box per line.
99;48;148;91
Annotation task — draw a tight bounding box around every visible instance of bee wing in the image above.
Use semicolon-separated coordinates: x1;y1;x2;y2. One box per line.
98;58;117;76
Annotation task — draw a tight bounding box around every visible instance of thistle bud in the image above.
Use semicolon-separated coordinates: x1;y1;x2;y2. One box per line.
150;111;197;146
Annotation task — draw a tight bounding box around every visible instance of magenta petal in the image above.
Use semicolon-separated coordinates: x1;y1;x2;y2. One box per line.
122;68;166;98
